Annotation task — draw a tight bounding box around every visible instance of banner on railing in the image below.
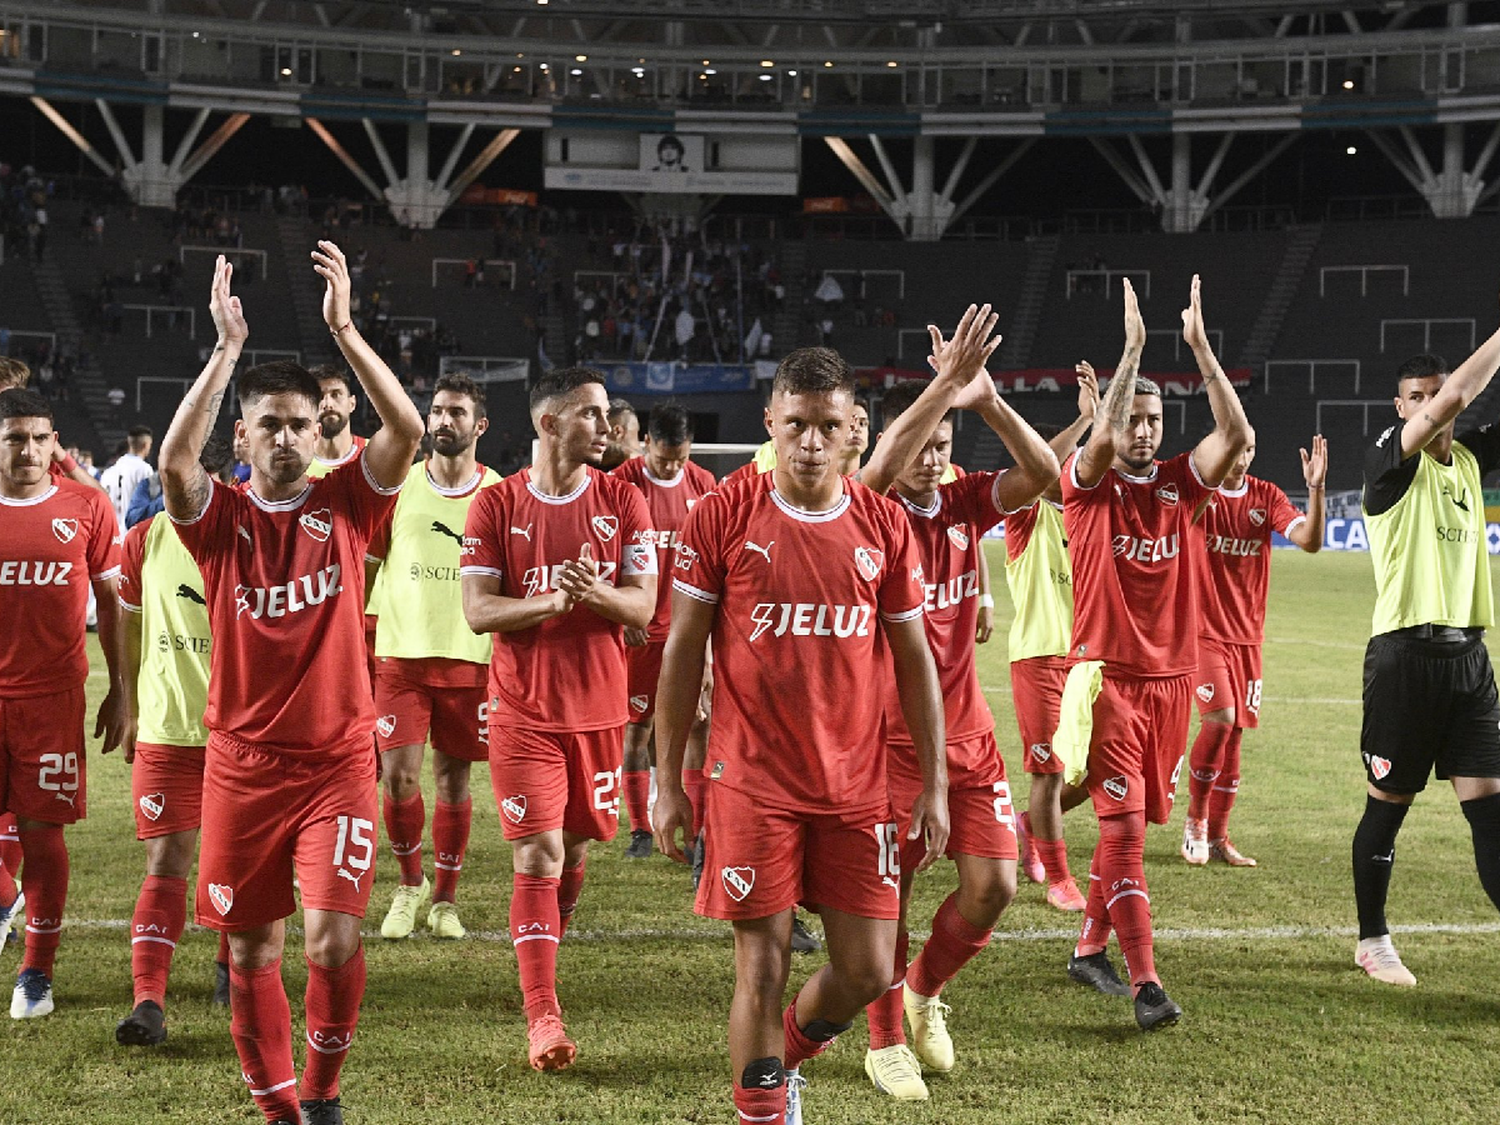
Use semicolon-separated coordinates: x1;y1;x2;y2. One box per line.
605;362;760;395
861;366;1252;395
1272;517;1500;555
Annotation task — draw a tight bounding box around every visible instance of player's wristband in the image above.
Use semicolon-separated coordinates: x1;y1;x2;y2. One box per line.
57;453;80;474
330;322;354;337
978;594;995;609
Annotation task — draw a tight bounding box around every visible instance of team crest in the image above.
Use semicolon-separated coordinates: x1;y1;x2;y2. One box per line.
208;883;234;916
1195;684;1215;703
1370;756;1392;781
854;546;885;581
138;793;165;822
592;515;619;542
299;507;333;543
375;715;397;739
1248;508;1266;527
720;866;756;902
502;795;529;824
1102;776;1129;801
1155;483;1179;506
947;525;970;550
629;695;649;713
51;517;79;544
1030;743;1051;763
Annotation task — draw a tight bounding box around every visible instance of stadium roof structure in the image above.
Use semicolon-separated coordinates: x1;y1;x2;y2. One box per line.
6;0;1500;234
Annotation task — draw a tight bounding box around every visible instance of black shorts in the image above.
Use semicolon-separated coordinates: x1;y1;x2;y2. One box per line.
1361;630;1500;794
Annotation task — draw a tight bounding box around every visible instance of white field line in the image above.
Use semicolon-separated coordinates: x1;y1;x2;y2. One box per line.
980;685;1361;706
58;918;1500;944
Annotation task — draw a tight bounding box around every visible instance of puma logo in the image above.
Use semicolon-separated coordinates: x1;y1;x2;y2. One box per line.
743;540;773;564
337;868;365;893
176;584;206;605
430;520;464;545
510;523;533;541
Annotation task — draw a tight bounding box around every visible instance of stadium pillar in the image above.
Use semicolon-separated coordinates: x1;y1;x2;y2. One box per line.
1160;134;1209;233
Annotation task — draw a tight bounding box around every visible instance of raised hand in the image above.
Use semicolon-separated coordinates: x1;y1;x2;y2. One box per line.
1180;273;1210;354
1123;277;1145;353
927;303;1002;392
1300;433;1328;488
208;254;248;347
556;542;600;606
1076;361;1100;420
311;240;353;331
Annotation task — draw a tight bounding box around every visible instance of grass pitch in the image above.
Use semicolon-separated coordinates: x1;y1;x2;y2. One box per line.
4;548;1499;1124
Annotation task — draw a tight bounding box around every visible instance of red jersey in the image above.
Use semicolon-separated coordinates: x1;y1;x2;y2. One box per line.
171;456;397;754
883;473;1006;768
719;460;761;489
1061;450;1214;679
1194;475;1304;645
461;467;656;733
0;481;120;697
611;456;718;640
674;473;926;813
310;434;368;476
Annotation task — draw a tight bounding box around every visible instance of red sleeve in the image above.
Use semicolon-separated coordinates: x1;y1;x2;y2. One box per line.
86;486;122;581
1172;452;1216;509
719;461;757;488
877;504;926;622
673;490;728;604
327;452;401;543
943;471;1004;530
366;510;393;562
1268;484;1305;536
617;484;658;579
460;487;504;580
118;518;149;610
170;478;236;567
1004;503;1039;564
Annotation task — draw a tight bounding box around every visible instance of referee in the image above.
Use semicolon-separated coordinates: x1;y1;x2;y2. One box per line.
1355;338;1500;987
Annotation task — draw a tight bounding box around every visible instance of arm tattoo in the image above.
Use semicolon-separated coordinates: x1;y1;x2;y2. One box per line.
178;466;211;519
1102;354;1139;431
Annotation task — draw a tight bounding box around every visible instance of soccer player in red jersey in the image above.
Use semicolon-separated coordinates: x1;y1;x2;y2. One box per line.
114;435;239;1045
860;366;1060;1099
1182;435;1326;867
159;250;423;1125
368;373;500;942
0;388;125;1019
610;404;717;859
460;367;657;1072
653;336;967;1125
1060;276;1252;1031
309;364;367;475
1009;366;1100;912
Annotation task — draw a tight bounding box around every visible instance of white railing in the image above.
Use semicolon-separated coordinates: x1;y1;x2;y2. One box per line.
438;355;529;383
1145;327;1222;360
1264;358;1362;394
431;258;517;290
820;269;906;301
1319;264;1408;297
179;245;267;281
387;315;437;333
1379;317;1475;353
5;329;57;354
897;328;930;360
122;304;196;338
136;376;193;412
1066;269;1151;299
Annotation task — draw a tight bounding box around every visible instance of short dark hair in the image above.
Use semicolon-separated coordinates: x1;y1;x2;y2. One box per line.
128;424;153;440
200;433;234;479
647;404;693;445
772;347;854;398
530;367;606;412
607;396;637;424
0;387;53;424
433;372;488;420
238;360;322;414
879;381;950;427
308;362;357;395
1396;354;1448;386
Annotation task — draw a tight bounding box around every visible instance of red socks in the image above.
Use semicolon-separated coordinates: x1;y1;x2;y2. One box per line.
906;894;993;998
558;860;587;935
1187;721;1233;821
1208;729;1243;841
0;811;20;880
219;929;231;965
229;959;300;1123
1035;836;1073;887
865;930;909;1049
683;771;707;838
1094;814;1156;988
131;874;187;1006
782;999;840;1071
510;873;562;1020
18;825;67;977
623;770;651;833
1076;848;1112;956
431;798;472;904
382;792;426;886
733;1084;787;1125
302;947;367;1102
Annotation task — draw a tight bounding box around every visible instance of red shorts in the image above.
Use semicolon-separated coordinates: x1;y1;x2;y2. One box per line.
1195;638;1264;728
364;614;378;695
696;783;900;921
489;726;623;843
626;640;666;724
1011;656;1068;774
887;733;1017;860
131;742;206;839
195;732;379;931
373;659;488;761
1084;673;1192;825
0;685;86;824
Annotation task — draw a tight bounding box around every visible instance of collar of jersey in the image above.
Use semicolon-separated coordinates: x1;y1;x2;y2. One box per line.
315;443;359;468
0;483;58;507
426;463;483;498
770;485;850;523
896;490;941;519
247;482;313;512
644;464;685;488
526;471;591;505
1218;478;1249;498
1116;463;1159;485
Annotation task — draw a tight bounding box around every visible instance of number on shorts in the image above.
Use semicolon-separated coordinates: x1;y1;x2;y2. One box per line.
593;768;621;815
873;821;900;878
477;699;489;743
1245;679;1263;715
991;780;1015;829
332;816;375;871
37;752;79;793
